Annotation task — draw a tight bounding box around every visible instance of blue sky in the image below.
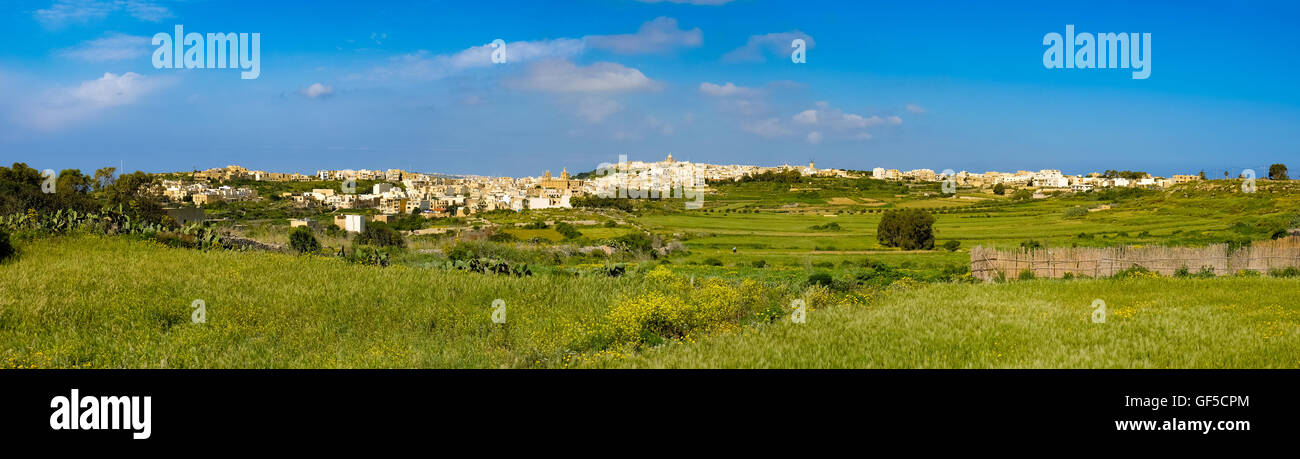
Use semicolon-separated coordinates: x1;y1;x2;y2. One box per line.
0;0;1296;177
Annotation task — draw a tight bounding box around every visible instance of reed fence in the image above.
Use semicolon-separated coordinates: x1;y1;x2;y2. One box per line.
970;236;1300;281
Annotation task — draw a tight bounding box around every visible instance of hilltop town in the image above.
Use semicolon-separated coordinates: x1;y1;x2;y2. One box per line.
150;155;1239;226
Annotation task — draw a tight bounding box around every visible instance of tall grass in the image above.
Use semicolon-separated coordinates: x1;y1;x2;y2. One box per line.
0;235;794;368
592;276;1300;368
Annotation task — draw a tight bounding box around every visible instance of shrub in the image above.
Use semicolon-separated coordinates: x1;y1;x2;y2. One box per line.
1174;266;1191;277
1113;265;1158;279
1019;240;1043;250
288;226;320;254
605;269;769;346
0;228;13;262
487;231;517;242
1269;266;1300;278
751;259;767;268
522;221;549;229
603;220;618;228
1018;269;1036;280
942;240;961;252
554;222;583;240
809;222;841;231
611;232;654;253
703;257;723;266
354;224;405;248
877;209;935;250
806;272;834;287
1064;206;1088;218
1062;272;1075;280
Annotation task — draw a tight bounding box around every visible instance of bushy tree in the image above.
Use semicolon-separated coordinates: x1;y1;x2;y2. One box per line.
992;183;1007;196
1269;164;1288;181
288;226;320;254
554;222;582;239
354;224;405;248
1064;206;1088;218
876;209;935;250
943;240;961;252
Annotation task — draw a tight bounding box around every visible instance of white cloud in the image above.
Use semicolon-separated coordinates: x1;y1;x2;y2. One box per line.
27;72;162;129
715;98;768;116
357;18;698;82
360;38;584;81
742;118;793;138
699;82;754;97
574;98;623;123
792;109;818;124
35;0;172;28
584;17;702;54
723;31;816;63
906;103;927;114
514;60;658;93
57;32;151;62
300;83;334;99
735;103;900;142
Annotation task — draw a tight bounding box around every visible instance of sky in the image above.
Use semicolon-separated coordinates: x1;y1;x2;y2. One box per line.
0;0;1296;178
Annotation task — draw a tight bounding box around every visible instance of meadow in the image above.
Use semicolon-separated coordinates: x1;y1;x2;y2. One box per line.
589;276;1300;368
2;235;1296;369
2;176;1297;369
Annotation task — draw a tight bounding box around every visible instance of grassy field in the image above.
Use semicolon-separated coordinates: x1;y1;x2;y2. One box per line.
0;235;796;368
587;276;1300;368
3;177;1297;369
2;234;1296;369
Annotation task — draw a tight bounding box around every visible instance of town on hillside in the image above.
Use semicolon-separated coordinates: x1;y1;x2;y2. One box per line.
151;155;1253;230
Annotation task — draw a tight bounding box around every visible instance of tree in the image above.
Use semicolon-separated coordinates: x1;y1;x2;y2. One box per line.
93;167;117;191
288;227;321;254
354;223;405;248
1198;170;1206;180
992;183;1007;195
101;171;166;224
877;209;935;250
1269;164;1289;181
554;222;582;240
1011;189;1034;201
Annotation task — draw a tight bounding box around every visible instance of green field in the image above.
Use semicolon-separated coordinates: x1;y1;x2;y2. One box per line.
591;276;1300;368
2;234;1297;369
3;176;1298;369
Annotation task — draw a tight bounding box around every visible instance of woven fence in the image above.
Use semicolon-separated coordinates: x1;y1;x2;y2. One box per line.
970;236;1300;281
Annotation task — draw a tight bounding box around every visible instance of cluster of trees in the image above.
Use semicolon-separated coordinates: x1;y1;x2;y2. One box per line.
354;223;405;248
877;209;935;250
570;195;637;212
731;169;805;184
1101;170;1149;180
0;163;166;224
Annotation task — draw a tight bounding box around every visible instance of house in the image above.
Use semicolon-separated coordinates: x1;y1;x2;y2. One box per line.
290;218;319;230
334;214;366;233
